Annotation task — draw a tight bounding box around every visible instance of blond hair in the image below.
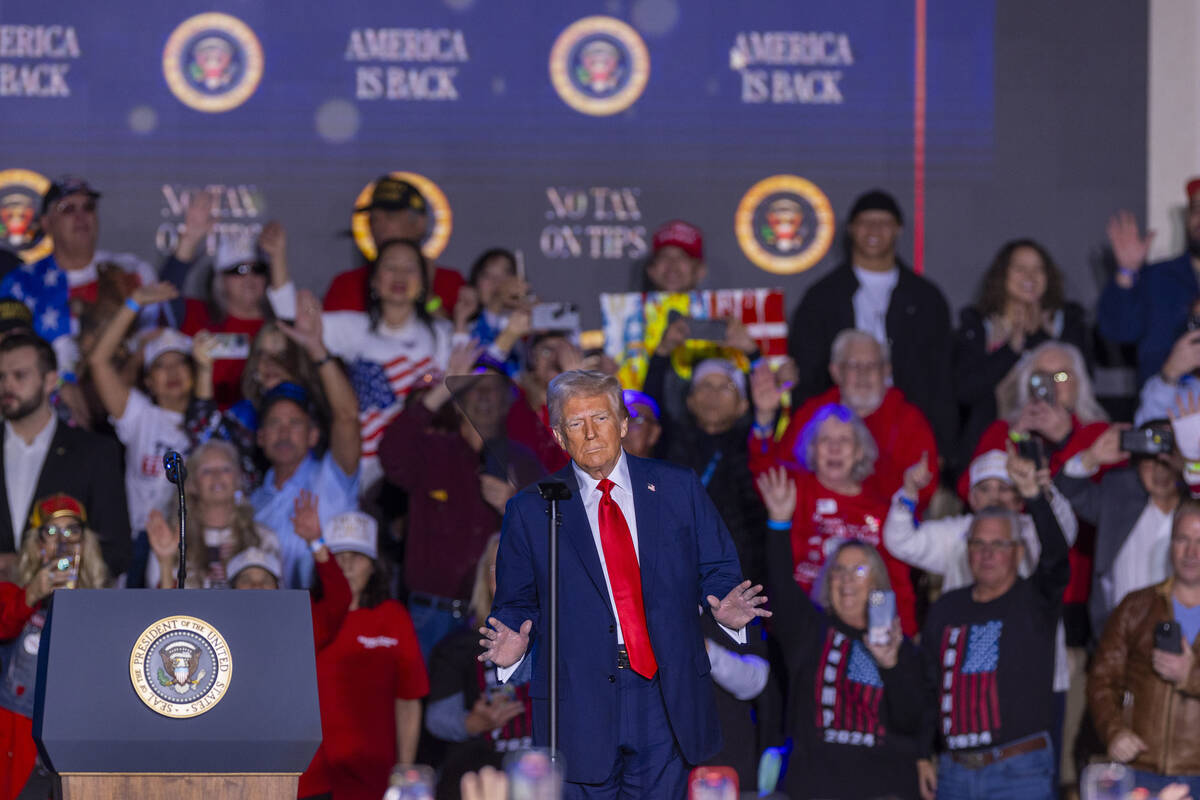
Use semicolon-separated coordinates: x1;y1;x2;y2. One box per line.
17;526;110;589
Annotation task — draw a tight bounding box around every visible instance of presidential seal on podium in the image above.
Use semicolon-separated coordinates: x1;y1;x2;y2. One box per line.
130;615;232;718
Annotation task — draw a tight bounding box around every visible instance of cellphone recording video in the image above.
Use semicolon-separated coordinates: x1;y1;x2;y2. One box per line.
1028;371;1057;405
1008;431;1045;469
867;590;896;646
1155;620;1183;654
530;302;581;333
1119;427;1175;456
667;310;727;343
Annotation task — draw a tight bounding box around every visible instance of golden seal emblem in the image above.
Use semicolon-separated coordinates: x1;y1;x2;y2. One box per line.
162;12;264;113
549;16;650;117
735;175;836;275
351;171;453;261
130;615;232;718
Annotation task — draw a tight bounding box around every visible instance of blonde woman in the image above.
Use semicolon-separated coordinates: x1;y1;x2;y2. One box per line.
0;494;108;799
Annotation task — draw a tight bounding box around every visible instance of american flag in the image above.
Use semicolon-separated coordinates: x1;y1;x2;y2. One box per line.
350;353;433;458
940;621;1003;742
815;630;885;738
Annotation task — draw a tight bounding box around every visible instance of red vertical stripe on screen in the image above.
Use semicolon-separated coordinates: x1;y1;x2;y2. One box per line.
913;0;927;274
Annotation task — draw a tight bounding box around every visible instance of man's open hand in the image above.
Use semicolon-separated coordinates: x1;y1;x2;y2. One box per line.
707;580;771;630
478;617;532;667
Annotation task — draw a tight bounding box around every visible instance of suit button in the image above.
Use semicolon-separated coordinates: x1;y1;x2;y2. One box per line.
609;625;615;634
608;675;615;683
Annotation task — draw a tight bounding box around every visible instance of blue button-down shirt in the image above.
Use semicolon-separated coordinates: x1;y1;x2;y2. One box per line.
250;451;359;588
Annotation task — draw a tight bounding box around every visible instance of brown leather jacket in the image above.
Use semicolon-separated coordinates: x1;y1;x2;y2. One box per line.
1088;579;1200;775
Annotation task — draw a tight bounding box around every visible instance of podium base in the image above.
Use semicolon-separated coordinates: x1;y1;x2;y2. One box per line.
58;773;299;800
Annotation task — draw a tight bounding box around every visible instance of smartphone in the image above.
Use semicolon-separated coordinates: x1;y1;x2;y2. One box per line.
666;309;729;343
1120;427;1175;456
210;332;250;360
867;590;896;646
530;302;581;333
383;764;435;800
1155;620;1184;654
1008;431;1045;469
1079;762;1133;800
1028;371;1057;405
688;766;738;800
506;748;562;800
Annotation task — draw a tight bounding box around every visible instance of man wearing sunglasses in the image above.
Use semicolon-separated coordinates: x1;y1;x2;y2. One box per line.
0;176;163;383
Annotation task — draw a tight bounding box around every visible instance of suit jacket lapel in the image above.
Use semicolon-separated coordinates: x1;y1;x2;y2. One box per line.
554;466;611;608
28;423;68;526
627;456;660;592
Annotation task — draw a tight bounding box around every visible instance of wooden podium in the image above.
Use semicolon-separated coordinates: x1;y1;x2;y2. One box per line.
33;590;322;800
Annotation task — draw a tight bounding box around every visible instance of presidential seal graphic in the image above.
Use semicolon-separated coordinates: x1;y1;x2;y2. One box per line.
130;615;232;718
549;16;650;117
0;169;52;264
735;175;835;275
162;13;264;113
351;171;452;261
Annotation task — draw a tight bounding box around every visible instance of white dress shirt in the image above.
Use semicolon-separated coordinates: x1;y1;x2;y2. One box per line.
1107;502;1172;612
499;450;744;681
5;415;57;548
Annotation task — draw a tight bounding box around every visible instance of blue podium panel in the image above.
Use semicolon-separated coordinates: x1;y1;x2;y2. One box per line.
33;589;321;774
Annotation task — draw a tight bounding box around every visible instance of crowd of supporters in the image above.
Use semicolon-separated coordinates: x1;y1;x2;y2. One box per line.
1;172;1200;800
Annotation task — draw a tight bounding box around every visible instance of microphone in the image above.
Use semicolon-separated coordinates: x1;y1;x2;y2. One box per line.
162;450;188;589
163;450;187;485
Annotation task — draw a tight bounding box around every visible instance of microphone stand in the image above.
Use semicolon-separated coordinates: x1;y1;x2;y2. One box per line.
163;451;188;590
537;480;571;765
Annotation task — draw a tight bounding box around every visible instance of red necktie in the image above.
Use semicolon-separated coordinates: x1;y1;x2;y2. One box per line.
597;478;657;678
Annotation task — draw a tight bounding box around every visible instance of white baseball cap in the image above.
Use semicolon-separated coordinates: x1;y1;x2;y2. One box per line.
325;511;378;560
968;449;1012;488
226;547;282;585
142;328;192;369
691;358;747;398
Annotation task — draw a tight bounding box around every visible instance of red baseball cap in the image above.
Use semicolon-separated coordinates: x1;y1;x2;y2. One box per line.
652;219;703;260
1187;178;1200;200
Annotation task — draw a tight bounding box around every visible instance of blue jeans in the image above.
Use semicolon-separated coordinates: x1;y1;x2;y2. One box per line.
408;600;467;663
937;739;1055;800
1131;769;1200;797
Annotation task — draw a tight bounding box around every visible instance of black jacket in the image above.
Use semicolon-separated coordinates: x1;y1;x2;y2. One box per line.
787;261;955;459
0;422;130;577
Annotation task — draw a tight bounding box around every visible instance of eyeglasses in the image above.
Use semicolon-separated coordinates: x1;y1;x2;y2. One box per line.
829;564;870;581
222;261;268;277
966;539;1019;554
55;199;96;216
41;522;82;540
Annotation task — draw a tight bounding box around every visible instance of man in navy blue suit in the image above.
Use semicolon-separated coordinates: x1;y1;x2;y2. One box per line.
481;370;769;798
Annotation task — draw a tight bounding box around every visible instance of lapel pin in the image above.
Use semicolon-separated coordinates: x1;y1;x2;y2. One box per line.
647;483;655;492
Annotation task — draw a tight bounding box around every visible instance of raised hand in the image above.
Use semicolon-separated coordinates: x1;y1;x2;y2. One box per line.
478;617;532;667
257;220;287;264
460;766;508;800
278;289;326;361
146;509;177;563
1005;441;1040;500
464;693;525;735
756;467;796;523
290;489;321;543
1162;330;1200;383
749;361;782;426
176;190;214;262
131;281;180;308
707;580;771;630
902;452;933;500
1080;424;1130;473
192;330;216;371
447;339;484;376
865;618;902;669
1169;389;1200;461
724;318;757;354
655;317;689;357
1106;210;1154;276
1152;646;1194;686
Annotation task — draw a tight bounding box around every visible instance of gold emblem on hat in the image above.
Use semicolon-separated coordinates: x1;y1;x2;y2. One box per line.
130;615;232;718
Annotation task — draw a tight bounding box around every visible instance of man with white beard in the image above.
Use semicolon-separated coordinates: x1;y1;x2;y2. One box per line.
750;328;940;507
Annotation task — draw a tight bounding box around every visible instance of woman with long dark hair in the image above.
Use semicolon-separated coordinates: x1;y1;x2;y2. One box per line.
267;237;453;489
954;239;1090;465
